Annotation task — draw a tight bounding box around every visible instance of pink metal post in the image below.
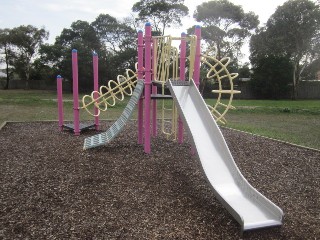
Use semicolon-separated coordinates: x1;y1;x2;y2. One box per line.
72;49;80;136
57;75;64;131
152;85;157;137
178;32;187;143
144;23;152;153
152;38;157;137
93;51;100;130
137;30;144;144
193;26;201;88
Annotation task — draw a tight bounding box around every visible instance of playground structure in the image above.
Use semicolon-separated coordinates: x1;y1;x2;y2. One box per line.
57;25;240;141
82;24;242;151
57;23;283;231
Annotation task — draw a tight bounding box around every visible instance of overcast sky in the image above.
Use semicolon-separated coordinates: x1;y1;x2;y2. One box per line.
1;0;291;62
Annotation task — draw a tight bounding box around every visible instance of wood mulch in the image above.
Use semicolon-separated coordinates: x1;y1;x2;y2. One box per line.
0;121;319;239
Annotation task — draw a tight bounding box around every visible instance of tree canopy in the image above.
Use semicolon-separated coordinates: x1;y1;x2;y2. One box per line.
250;55;293;99
91;14;137;70
132;0;189;35
1;25;48;89
1;12;138;91
37;14;137;92
250;0;320;99
193;0;259;60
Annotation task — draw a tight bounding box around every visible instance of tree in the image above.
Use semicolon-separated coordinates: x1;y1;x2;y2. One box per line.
193;0;259;60
53;20;104;91
9;25;48;89
0;28;14;89
250;0;320;99
301;58;320;80
250;55;293;99
56;20;101;51
45;15;137;92
32;44;62;85
91;14;137;72
237;62;251;79
132;0;189;35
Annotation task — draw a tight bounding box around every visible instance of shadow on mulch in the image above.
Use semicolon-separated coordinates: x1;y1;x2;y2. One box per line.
0;121;319;239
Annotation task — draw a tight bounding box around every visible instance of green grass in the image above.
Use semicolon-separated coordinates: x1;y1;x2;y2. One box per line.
0;89;131;124
205;99;320;114
204;99;320;150
0;89;319;150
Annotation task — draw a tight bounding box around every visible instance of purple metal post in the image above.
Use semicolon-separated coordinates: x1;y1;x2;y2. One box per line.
137;30;144;145
193;26;201;88
57;75;64;131
93;51;99;130
144;23;152;153
72;49;80;136
178;32;187;143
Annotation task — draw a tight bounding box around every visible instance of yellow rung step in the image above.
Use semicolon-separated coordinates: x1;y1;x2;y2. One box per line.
212;90;241;94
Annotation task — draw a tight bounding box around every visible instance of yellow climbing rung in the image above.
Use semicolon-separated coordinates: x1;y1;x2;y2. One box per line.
212;90;241;94
80;68;138;117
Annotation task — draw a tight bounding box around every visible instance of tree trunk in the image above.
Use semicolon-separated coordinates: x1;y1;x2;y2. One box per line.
5;74;9;90
217;42;221;60
292;67;296;100
25;63;30;89
4;65;10;90
292;62;299;100
4;46;10;90
292;81;298;100
200;79;206;96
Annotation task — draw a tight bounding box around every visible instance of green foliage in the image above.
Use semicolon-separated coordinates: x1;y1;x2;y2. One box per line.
1;13;136;92
301;58;320;80
267;0;320;56
9;25;48;88
193;0;259;60
51;21;99;91
250;55;293;99
91;14;137;73
132;0;189;35
37;15;137;92
0;26;48;89
237;63;251;78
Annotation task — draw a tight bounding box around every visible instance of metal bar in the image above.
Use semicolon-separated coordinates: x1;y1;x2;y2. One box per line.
93;51;100;130
72;49;80;136
137;29;144;145
144;22;152;153
56;75;64;131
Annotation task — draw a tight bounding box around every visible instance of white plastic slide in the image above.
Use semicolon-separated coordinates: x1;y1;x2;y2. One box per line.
167;79;283;231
